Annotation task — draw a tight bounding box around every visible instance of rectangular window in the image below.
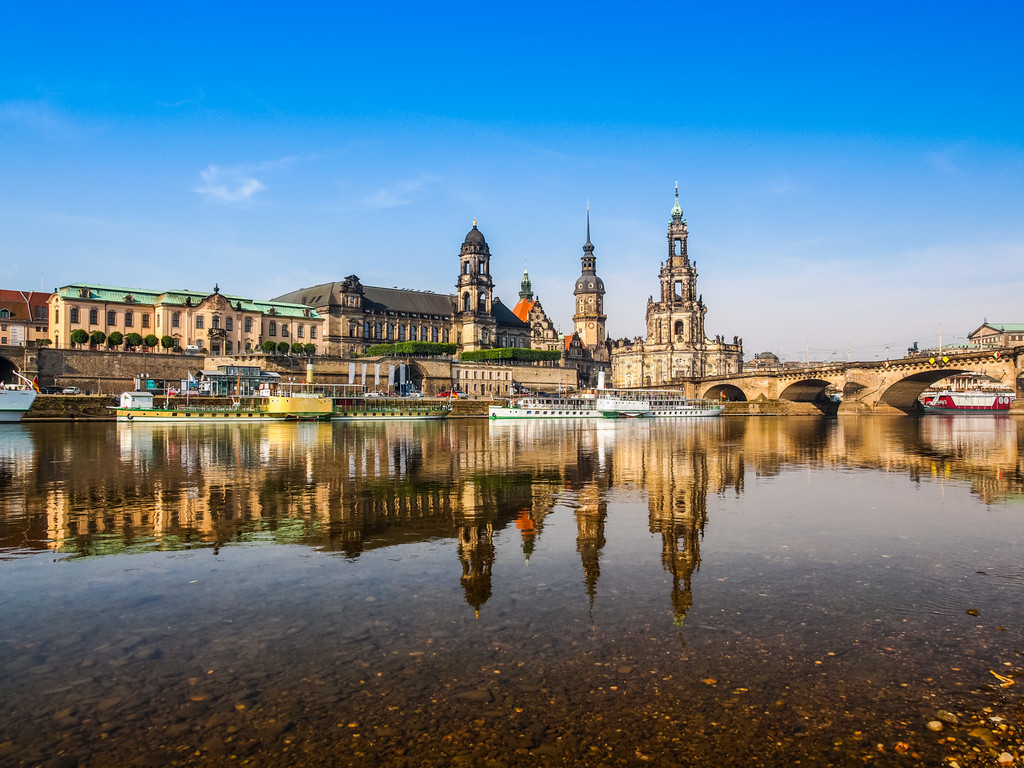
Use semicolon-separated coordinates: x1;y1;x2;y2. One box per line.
124;311;134;328
226;317;233;331
297;325;304;338
195;315;204;329
212;316;220;329
89;309;98;325
107;310;115;325
70;308;80;324
244;317;252;332
269;322;277;337
141;314;150;328
282;325;289;337
310;327;316;339
172;313;180;328
410;326;417;341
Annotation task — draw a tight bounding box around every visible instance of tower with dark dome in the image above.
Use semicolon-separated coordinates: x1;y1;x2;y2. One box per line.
454;219;497;352
572;205;608;359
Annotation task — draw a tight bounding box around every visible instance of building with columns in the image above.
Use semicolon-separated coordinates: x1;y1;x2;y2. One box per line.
610;186;743;387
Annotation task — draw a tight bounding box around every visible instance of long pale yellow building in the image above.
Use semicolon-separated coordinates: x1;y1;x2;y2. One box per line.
49;283;323;353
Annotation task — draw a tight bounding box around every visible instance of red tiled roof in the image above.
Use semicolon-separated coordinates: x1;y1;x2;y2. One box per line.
511;297;534;322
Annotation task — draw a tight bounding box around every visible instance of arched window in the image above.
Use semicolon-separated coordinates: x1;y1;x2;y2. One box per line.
212;316;220;329
431;327;438;342
442;329;449;343
463;262;470;275
462;293;471;311
674;320;684;336
478;291;487;309
674;238;682;256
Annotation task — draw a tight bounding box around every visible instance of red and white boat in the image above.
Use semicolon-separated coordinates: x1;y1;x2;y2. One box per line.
922;375;1016;413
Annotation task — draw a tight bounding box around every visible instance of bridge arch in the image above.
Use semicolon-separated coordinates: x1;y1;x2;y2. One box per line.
0;354;19;384
702;383;747;401
779;378;836;403
876;368;1015;411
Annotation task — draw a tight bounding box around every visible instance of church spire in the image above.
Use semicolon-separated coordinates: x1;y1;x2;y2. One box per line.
519;266;533;300
670;181;683;222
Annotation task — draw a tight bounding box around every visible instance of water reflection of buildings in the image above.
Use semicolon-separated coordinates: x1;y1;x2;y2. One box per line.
2;415;1022;617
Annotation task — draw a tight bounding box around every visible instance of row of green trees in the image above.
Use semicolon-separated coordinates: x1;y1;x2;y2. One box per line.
65;330;317;356
69;329;173;351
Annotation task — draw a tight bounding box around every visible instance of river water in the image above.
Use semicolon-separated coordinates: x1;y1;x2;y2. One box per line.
0;416;1022;767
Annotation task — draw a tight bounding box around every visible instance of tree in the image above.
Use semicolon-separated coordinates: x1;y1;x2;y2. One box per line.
262;340;277;353
277;341;291;354
160;335;175;351
107;331;124;349
124;333;144;350
70;329;89;348
37;338;52;348
291;342;304;354
89;330;106;348
144;334;159;351
303;343;316;356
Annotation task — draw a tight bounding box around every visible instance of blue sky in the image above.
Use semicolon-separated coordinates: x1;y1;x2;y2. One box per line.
2;1;1021;361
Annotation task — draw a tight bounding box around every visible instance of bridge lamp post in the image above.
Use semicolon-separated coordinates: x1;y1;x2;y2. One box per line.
885;345;890;360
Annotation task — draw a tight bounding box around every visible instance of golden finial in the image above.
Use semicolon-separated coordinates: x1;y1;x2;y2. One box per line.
472;217;477;227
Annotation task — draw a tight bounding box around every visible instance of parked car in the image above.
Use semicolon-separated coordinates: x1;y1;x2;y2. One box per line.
40;386;62;395
62;386;82;395
437;391;462;398
364;391;388;398
404;391;424;398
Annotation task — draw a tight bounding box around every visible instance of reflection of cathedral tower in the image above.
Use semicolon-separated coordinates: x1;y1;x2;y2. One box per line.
646;436;710;628
575;485;607;615
454;220;497;352
573;205;608;359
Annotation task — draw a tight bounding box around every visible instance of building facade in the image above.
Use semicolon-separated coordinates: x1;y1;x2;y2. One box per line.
610;186;743;387
968;322;1024;348
276;222;554;358
49;284;323;353
0;290;50;347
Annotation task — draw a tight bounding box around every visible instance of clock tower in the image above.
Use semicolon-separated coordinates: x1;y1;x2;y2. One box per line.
572;205;608;359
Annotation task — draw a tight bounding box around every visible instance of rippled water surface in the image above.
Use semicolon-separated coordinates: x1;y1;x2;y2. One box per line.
1;416;1022;767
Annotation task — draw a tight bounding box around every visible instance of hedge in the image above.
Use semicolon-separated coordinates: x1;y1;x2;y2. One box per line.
460;348;562;363
365;341;457;357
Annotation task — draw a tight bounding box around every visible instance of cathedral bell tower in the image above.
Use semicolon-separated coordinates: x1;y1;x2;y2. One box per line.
572;204;607;356
455;219;497;352
648;184;706;347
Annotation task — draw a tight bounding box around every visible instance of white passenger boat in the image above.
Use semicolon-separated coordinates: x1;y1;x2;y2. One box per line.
488;388;723;420
0;373;39;423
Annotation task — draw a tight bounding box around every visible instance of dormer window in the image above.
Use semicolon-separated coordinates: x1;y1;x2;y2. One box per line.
124;294;135;303
79;287;89;298
0;309;10;319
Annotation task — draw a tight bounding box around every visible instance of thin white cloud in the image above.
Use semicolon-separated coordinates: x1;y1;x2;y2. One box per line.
194;158;295;204
360;177;434;210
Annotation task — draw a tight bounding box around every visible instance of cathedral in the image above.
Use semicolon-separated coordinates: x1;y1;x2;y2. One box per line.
610;186;743;387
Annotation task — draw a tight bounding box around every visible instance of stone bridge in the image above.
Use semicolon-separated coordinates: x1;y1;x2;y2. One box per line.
695;347;1024;414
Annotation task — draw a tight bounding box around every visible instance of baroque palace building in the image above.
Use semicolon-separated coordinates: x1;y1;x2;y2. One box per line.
275;220;578;361
610;186;743;387
48;284;323;353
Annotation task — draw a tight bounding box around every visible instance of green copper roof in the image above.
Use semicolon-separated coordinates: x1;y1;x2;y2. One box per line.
56;283;320;319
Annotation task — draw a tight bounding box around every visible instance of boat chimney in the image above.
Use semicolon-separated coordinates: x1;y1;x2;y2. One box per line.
306;362;314;385
597;370;606;390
